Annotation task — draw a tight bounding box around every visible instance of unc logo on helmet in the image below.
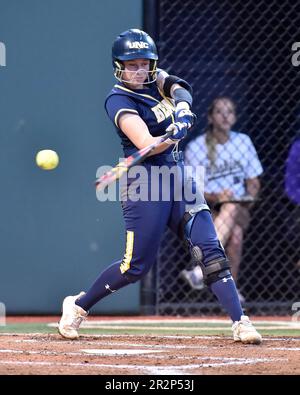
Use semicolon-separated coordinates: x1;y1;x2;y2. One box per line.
128;42;149;49
112;29;158;84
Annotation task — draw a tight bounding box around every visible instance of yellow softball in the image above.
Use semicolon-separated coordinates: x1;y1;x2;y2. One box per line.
36;149;59;170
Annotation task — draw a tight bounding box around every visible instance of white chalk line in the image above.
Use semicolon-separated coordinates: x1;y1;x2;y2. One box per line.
81;349;163;355
9;340;300;351
0;344;298;358
4;333;300;343
0;348;164;356
3;333;206;339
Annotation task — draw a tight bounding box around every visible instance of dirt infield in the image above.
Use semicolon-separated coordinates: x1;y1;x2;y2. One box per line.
0;331;299;375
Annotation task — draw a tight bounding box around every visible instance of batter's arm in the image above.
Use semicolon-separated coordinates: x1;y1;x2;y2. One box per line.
119;113;173;156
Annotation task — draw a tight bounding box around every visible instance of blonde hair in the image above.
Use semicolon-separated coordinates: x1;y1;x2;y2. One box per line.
205;96;236;169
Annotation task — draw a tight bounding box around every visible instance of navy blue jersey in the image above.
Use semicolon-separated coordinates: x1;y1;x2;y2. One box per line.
105;82;175;156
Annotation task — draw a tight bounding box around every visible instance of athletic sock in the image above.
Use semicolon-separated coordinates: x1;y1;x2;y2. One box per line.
75;261;131;311
210;276;243;322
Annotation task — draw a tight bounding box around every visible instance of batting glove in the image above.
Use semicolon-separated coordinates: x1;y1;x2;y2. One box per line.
165;122;188;144
175;106;196;129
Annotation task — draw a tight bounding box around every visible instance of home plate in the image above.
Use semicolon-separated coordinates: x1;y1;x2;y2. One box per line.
81;349;164;355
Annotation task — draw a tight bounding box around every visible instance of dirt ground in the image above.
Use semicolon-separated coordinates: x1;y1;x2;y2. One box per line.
0;316;299;375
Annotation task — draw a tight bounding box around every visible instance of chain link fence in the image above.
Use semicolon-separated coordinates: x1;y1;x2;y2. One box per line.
142;0;300;316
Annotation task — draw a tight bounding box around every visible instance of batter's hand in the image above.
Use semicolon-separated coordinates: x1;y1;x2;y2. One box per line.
175;107;196;129
166;122;188;143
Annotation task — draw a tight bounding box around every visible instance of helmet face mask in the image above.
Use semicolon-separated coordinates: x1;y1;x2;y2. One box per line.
112;29;158;84
114;59;157;85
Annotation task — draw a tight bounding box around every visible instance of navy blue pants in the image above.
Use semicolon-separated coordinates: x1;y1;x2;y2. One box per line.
77;154;242;322
119;156;226;281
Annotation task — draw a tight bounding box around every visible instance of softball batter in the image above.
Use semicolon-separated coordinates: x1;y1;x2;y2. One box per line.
58;29;262;344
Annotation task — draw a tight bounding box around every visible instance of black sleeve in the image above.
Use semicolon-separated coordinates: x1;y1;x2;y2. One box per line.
163;75;193;97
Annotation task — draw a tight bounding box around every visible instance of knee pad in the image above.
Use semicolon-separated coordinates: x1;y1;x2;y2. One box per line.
180;203;210;241
185;207;227;257
183;206;231;285
191;246;231;286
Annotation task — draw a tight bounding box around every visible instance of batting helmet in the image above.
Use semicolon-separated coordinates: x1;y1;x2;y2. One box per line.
112;29;158;83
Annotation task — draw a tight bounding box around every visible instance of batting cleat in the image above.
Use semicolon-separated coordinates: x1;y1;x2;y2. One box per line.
58;292;87;340
232;315;262;344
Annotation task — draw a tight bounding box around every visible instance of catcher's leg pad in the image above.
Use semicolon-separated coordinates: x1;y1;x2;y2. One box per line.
183;207;231;286
190;245;231;286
